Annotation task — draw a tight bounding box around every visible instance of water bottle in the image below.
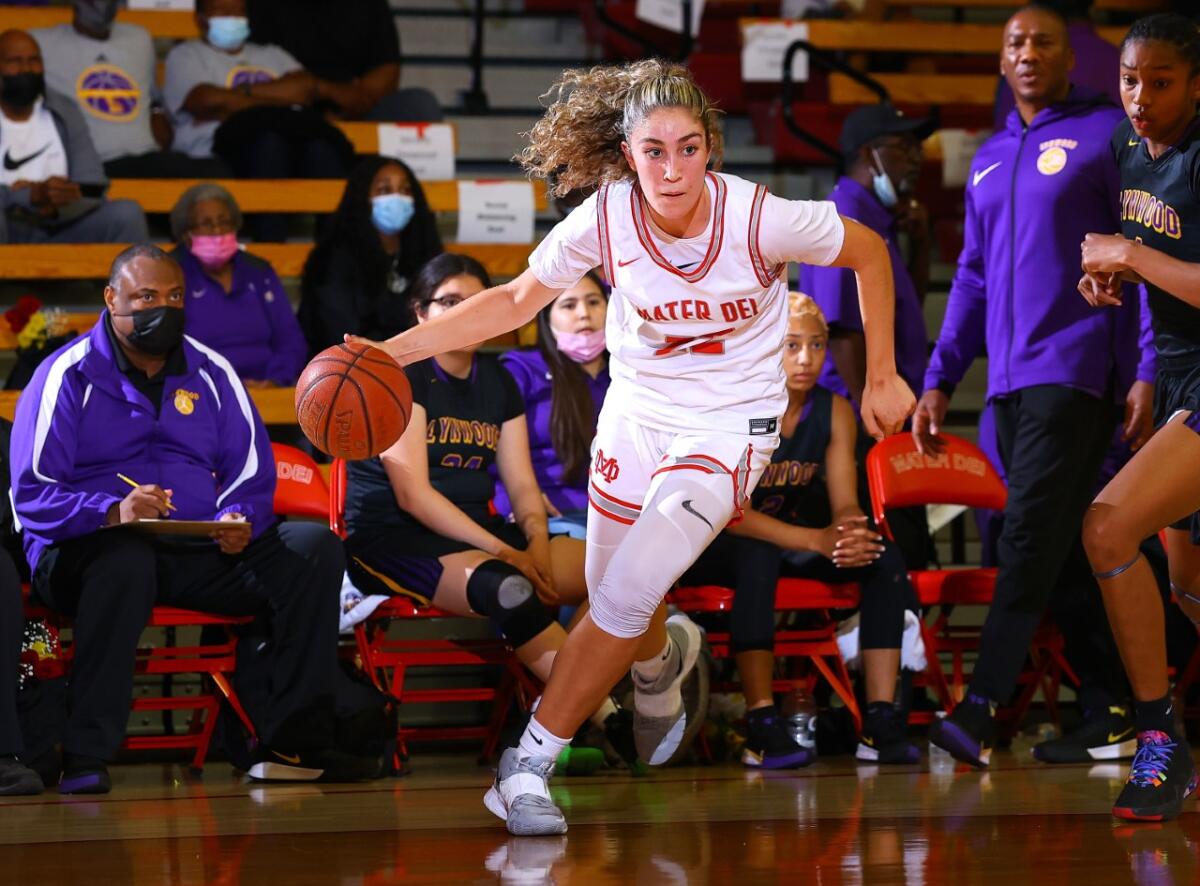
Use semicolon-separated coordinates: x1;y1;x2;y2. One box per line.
782;684;817;750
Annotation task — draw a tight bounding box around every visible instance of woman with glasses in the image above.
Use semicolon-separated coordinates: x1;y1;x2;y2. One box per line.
344;253;639;768
169;181;306;387
299;155;442;355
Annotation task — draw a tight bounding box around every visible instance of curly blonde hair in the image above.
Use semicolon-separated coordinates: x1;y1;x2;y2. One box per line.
518;59;724;197
788;292;828;334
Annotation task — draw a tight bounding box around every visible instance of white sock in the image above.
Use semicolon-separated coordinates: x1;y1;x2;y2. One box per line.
517;716;572;761
631;638;673;686
588;697;619;730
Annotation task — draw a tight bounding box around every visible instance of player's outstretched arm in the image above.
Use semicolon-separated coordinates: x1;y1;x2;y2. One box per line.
1082;232;1200;310
827;217;916;438
346;269;565;366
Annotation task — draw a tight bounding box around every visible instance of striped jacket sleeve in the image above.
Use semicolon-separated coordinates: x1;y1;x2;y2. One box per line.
10;342;122;543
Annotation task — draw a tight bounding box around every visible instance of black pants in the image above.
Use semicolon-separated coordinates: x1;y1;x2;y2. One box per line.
32;522;343;761
0;548;22;756
969;384;1124;707
684;532;912;654
102;152;232;179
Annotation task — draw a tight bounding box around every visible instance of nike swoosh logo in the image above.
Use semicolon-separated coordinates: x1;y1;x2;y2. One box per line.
972;161;1002;187
1108;729;1134;744
675;261;699;271
4;144;49;171
531;734;543;745
681;499;713;530
272;751;303;765
617;257;639;267
1128;138;1140;147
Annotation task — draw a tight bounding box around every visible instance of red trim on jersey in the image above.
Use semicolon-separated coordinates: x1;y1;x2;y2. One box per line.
588;493;637;525
747;184;783;288
629;171;726;283
596;184;614;282
589;480;643;512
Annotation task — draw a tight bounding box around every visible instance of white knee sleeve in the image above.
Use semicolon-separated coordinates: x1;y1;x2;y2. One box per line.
589;470;732;639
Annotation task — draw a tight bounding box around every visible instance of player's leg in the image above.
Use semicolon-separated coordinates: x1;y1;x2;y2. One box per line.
1164;527;1200;629
1082;413;1200;820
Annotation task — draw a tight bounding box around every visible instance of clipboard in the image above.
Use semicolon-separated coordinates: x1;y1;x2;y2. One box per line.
111;519;252;537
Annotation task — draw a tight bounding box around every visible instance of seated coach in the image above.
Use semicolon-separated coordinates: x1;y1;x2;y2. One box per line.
9;244;370;793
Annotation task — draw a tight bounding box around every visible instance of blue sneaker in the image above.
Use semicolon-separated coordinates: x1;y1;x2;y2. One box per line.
1112;731;1198;822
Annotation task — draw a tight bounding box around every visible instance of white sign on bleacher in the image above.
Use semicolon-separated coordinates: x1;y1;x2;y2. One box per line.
127;0;195;9
940;129;993;188
741;21;809;83
456;181;534;244
377;123;456;181
635;0;705;36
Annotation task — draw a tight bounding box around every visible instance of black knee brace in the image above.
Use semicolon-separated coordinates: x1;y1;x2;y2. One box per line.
466;559;552;647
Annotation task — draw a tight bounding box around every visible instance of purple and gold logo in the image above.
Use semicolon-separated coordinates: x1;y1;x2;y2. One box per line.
76;64;140;122
227;66;276;90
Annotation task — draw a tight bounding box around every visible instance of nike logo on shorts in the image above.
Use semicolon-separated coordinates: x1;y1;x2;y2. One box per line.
618;257;639;267
681;499;713;531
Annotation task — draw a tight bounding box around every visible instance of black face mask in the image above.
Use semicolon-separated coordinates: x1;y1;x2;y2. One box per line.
116;306;185;356
1;72;44;108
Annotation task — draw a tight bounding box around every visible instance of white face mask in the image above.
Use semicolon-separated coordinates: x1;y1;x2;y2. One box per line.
870;147;898;208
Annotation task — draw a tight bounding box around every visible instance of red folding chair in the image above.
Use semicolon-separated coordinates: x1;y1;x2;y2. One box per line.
271;442;332;521
866;433;1078;730
329;459;539;765
671;578;864;732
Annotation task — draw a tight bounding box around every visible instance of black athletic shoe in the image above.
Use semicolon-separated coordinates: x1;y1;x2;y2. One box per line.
857;707;920;765
247;746;381;783
741;707;815;770
1112;731;1198;822
1034;705;1137;764
58;754;111;795
603;707;647;776
929;695;995;769
0;755;43;796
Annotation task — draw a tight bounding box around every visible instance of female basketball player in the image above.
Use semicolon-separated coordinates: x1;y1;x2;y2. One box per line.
1076;14;1200;821
349;60;913;835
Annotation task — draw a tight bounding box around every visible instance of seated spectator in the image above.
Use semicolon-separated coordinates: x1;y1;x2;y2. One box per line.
299;155;441;354
343;253;638;768
164;0;353;238
248;0;442;122
9;245;376;793
0;29;147;244
168;182;306;387
493;272;610;539
33;0;230;179
680;294;918;769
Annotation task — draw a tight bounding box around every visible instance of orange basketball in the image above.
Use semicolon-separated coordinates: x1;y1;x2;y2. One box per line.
294;342;413;460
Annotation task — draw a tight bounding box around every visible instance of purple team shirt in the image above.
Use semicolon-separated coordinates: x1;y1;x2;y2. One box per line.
799;176;929;403
492;348;610;517
175;247;308;386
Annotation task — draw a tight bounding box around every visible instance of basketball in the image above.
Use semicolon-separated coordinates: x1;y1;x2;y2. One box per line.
294;342;413;460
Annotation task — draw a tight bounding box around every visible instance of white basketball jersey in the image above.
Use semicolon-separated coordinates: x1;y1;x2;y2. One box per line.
529;171;844;436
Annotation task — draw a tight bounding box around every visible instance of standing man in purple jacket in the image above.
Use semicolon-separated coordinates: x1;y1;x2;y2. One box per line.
9;245;373;793
914;5;1156;767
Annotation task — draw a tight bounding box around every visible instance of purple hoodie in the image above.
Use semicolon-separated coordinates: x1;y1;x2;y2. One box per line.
10;315;276;571
492;348;609;517
925;90;1155;402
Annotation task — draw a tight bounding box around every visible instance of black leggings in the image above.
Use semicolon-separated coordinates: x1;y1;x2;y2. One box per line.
682;532;913;654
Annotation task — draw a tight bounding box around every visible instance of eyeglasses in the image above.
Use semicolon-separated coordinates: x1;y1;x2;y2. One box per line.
422;295;464;310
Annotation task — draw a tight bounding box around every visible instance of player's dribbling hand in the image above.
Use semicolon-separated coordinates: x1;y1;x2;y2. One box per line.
912;389;949;456
861;373;916;440
344;333;405;364
1077;271;1123;307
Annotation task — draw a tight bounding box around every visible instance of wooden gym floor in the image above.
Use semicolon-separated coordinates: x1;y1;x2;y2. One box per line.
1;740;1195;885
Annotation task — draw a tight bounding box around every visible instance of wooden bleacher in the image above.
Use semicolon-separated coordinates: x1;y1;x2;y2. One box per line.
0;8;197;37
0;384;296;424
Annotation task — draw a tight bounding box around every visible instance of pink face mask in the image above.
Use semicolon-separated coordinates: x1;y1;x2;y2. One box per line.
190;232;239;270
555;327;606;363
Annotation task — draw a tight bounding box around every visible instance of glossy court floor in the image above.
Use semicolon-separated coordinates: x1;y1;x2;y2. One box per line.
1;741;1197;885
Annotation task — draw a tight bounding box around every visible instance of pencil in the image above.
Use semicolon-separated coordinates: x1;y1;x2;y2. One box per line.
116;473;177;512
